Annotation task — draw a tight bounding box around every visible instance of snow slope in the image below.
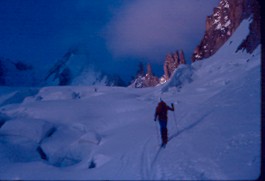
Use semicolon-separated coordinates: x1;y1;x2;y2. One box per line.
0;20;261;180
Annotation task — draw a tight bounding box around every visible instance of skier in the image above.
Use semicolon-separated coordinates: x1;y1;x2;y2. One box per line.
154;99;174;147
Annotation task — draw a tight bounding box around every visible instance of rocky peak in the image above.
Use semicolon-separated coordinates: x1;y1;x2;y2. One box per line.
130;63;159;88
144;63;159;87
146;64;153;76
130;49;187;88
136;62;145;77
164;53;178;80
192;0;260;62
179;50;186;64
163;50;186;81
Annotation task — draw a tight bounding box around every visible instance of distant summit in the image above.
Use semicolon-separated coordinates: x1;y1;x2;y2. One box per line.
45;47;126;87
192;0;260;62
129;63;159;88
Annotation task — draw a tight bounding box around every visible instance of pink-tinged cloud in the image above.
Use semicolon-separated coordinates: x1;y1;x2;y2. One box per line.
105;0;219;62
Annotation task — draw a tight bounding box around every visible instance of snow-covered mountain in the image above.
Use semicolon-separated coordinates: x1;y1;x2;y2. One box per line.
0;47;126;87
44;48;126;87
0;17;261;180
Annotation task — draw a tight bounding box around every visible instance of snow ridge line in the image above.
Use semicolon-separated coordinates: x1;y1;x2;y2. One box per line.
0;88;40;107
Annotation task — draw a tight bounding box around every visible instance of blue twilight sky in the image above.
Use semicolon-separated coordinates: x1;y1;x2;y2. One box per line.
0;0;219;81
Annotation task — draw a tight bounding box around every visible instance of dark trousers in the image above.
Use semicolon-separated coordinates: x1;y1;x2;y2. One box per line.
159;120;168;144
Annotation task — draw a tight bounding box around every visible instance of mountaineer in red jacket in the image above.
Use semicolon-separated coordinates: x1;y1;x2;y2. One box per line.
154;99;174;147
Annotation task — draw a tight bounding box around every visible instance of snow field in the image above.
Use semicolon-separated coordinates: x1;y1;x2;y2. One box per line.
0;19;261;180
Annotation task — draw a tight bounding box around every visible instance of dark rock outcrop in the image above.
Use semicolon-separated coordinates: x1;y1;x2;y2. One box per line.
130;50;187;88
144;64;160;87
163;50;186;81
236;0;260;53
130;63;159;88
192;0;260;62
45;47;78;83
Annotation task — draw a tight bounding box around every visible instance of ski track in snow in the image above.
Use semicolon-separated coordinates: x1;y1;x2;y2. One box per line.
145;109;213;180
168;109;214;142
140;137;152;179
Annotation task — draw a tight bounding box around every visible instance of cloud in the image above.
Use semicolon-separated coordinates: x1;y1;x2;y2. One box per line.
105;0;219;62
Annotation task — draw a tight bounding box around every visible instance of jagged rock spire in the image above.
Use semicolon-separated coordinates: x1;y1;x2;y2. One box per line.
179;50;186;64
146;63;153;76
163;50;186;81
130;63;159;88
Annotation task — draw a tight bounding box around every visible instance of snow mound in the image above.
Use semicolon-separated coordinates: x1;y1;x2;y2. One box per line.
161;64;193;92
0;118;54;143
0;135;40;163
40;125;100;167
78;132;102;145
0;118;55;163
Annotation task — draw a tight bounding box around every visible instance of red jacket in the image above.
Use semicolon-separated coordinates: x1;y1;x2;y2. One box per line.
155;101;174;121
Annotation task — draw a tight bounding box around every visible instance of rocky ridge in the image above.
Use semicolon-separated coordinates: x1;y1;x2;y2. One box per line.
163;50;186;81
130;49;186;88
192;0;260;62
130;63;159;88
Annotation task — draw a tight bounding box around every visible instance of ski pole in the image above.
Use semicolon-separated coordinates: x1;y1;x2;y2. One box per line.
172;103;178;132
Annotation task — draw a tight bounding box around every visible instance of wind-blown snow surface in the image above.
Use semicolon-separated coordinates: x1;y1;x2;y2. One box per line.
0;20;261;180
